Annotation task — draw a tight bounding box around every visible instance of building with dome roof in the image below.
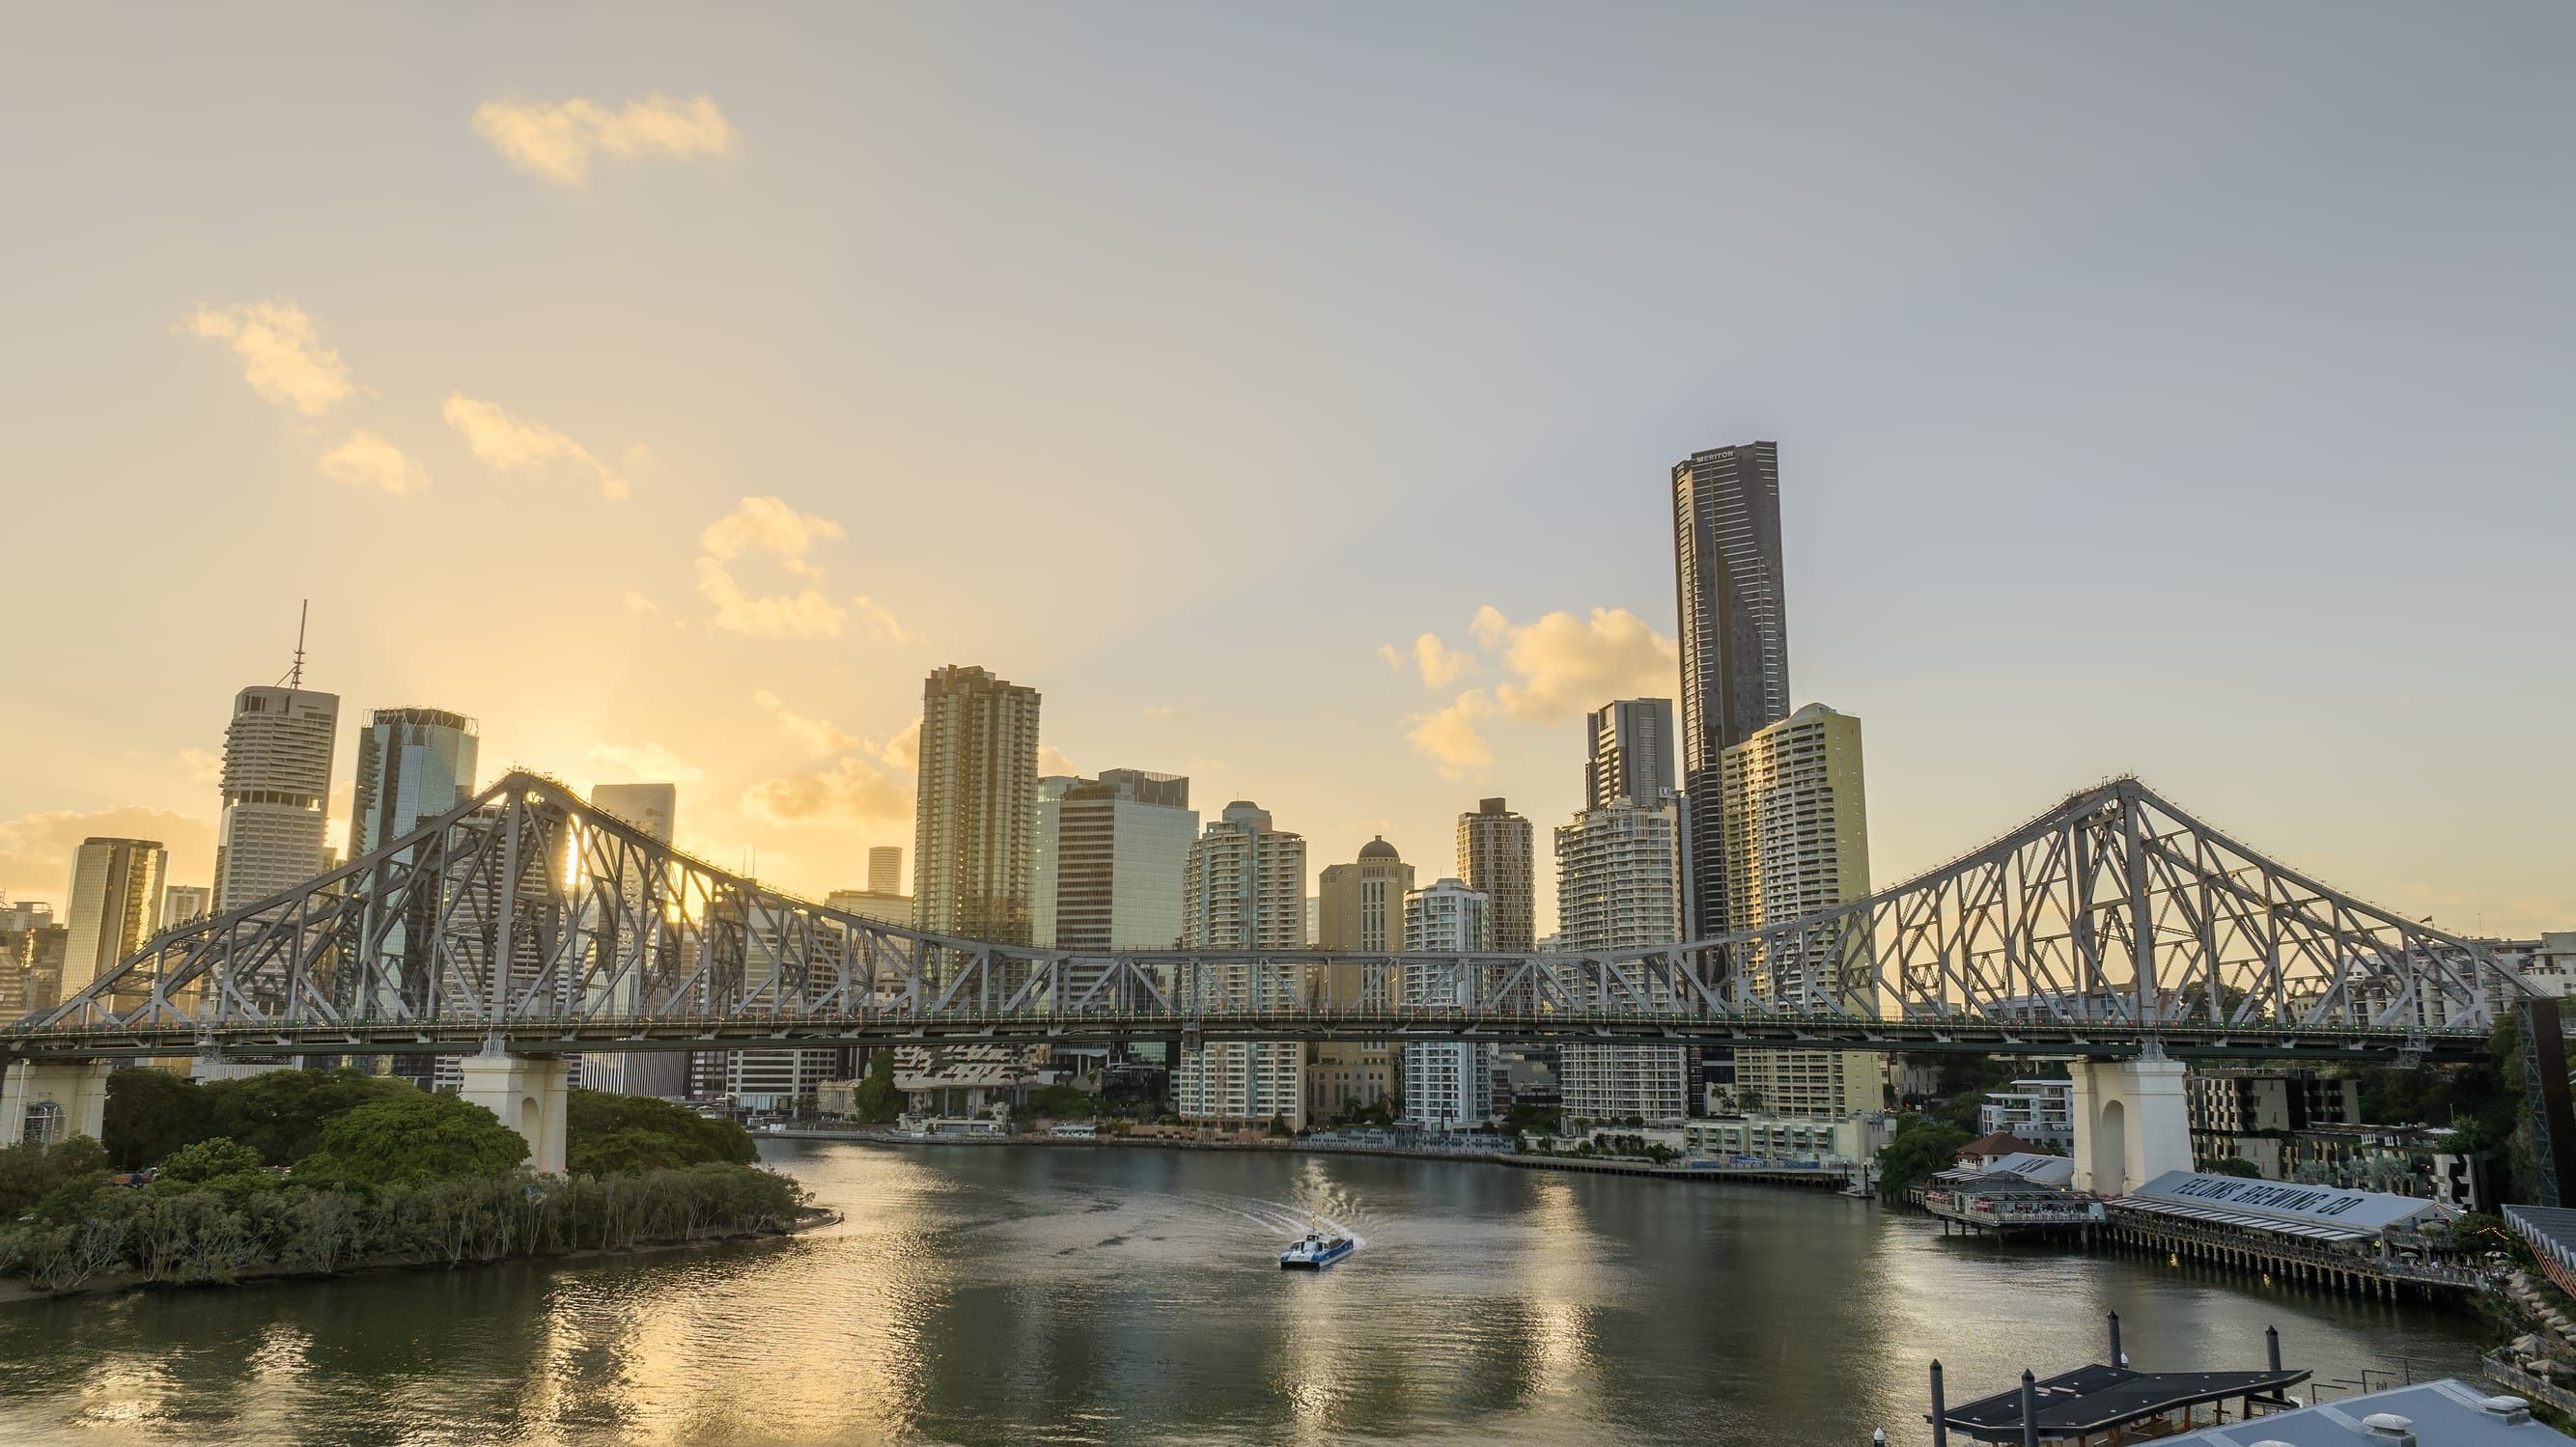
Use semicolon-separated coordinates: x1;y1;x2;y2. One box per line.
1312;836;1415;1121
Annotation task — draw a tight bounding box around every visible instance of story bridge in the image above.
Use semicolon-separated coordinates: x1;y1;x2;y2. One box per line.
1;770;2539;1192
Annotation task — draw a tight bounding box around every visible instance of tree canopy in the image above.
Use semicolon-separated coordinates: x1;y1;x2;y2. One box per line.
293;1092;529;1191
564;1090;756;1175
101;1067;421;1170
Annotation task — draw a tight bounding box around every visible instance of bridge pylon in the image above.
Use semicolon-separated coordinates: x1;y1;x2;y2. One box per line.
1;1057;113;1148
2068;1052;2192;1197
459;1051;571;1175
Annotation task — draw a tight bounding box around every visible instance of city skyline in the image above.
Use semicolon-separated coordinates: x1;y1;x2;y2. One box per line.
2;6;2570;947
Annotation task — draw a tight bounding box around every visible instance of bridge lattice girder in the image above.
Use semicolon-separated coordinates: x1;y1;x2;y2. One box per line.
5;772;2530;1057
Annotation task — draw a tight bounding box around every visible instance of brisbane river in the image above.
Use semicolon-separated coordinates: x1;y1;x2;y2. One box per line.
0;1141;2492;1445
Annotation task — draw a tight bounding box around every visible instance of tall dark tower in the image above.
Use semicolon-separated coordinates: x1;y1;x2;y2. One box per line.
1672;441;1790;941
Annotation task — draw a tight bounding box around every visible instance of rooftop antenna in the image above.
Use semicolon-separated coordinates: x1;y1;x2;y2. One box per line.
278;599;311;688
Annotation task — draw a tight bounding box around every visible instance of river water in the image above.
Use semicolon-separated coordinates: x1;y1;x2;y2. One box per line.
0;1141;2491;1445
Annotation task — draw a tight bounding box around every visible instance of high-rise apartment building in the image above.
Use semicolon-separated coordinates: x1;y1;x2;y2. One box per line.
1672;441;1790;942
1310;837;1414;1121
1555;795;1690;1127
1402;877;1496;1130
61;837;166;1001
1456;797;1534;952
1584;699;1677;814
1175;801;1305;1129
867;847;902;897
214;684;340;914
1;903;65;1018
1720;703;1877;1120
590;783;686;1097
903;666;1044;1107
157;884;212;931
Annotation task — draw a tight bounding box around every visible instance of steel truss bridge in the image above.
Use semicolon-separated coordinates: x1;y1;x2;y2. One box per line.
2;772;2536;1066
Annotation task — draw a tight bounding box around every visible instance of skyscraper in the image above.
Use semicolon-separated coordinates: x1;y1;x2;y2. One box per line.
350;708;480;859
1672;441;1790;941
591;782;686;1097
60;837;165;1001
157;885;211;931
867;846;902;897
1;902;63;1018
214;683;339;914
1311;837;1414;1121
1721;703;1877;1120
1402;877;1496;1130
903;665;1044;1109
1455;797;1534;952
1175;801;1305;1129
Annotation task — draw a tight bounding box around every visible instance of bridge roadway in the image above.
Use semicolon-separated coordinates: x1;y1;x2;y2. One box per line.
0;1007;2499;1064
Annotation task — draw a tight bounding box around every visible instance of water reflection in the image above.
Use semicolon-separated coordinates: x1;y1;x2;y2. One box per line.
0;1142;2492;1446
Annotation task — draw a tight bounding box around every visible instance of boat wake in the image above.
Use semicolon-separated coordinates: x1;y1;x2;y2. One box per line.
1190;1192;1367;1255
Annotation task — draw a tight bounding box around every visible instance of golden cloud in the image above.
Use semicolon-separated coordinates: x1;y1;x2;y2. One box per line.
443;394;628;499
474;95;735;186
318;430;429;495
752;689;858;757
587;741;704;783
183;300;355;416
741;757;910;828
1403;690;1497;779
1484;606;1678;722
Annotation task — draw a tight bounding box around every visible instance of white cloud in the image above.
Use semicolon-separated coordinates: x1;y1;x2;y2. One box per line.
1480;606;1679;722
1470;604;1511;651
1411;632;1476;687
752;689;858;757
1404;690;1497;779
317;430;428;495
587;741;704;783
1141;705;1181;722
443;394;629;499
473;94;736;186
741;756;910;828
175;748;223;784
183;300;355;415
1375;643;1405;672
621;591;659;616
864;718;921;773
1039;745;1078;777
693;496;854;639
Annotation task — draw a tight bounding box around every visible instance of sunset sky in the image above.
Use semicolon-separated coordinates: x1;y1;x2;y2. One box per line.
2;5;2568;938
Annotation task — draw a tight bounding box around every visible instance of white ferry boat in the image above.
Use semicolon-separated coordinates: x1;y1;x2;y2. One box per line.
1277;1232;1355;1269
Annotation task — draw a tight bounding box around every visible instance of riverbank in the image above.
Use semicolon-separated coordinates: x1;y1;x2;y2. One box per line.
0;1205;842;1307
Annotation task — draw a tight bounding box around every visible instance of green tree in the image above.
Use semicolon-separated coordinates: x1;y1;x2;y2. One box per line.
1029;1084;1100;1121
101;1068;219;1170
565;1090;756;1176
155;1137;264;1183
0;1137;110;1219
293;1092;528;1191
849;1049;904;1125
2208;1156;2263;1179
207;1068;420;1166
1876;1114;1975;1200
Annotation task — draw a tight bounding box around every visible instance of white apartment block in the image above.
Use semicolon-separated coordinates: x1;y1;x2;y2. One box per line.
1554;795;1689;1127
1174;801;1306;1128
1401;877;1496;1130
1976;1078;2076;1150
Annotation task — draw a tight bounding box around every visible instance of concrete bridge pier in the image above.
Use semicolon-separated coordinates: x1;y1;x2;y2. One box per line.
459;1052;571;1175
0;1058;116;1147
2068;1055;2192;1196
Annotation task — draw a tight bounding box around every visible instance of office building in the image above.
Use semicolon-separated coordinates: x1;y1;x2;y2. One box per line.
1720;703;1877;1120
825;888;913;926
61;837;166;1001
1456;797;1534;951
157;884;211;931
350;708;479;857
1978;1078;2077;1152
588;783;686;1096
1311;837;1414;1121
902;665;1044;1106
1174;801;1305;1129
1555;794;1690;1127
1402;877;1495;1130
214;683;339;914
868;846;902;897
1;905;67;1019
1672;440;1790;941
1038;769;1193;952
